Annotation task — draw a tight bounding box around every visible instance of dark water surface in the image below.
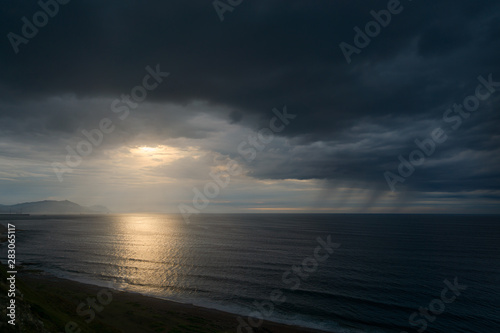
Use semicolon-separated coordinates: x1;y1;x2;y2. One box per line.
1;214;499;332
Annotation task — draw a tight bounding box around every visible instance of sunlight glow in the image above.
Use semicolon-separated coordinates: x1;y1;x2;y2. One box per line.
110;214;183;293
138;146;159;153
128;145;196;164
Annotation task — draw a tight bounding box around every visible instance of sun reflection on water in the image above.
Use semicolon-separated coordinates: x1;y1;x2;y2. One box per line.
108;214;186;296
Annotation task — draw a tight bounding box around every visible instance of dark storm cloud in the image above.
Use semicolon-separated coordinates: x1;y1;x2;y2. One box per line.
0;0;499;197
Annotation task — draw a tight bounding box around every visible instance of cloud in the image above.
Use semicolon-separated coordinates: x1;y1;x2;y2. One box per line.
0;0;499;212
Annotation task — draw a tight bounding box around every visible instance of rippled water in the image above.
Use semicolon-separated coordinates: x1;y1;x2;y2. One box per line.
1;214;499;332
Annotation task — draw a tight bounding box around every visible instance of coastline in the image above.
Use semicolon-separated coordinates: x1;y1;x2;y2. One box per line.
0;220;335;332
12;270;332;333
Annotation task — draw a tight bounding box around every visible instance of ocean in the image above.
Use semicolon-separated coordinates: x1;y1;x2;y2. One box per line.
1;214;499;332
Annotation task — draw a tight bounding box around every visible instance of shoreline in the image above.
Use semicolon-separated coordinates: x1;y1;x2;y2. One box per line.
0;221;335;332
0;222;334;333
14;270;333;333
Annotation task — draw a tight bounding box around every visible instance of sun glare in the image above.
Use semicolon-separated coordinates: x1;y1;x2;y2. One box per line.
131;145;166;157
105;144;203;183
128;145;199;165
138;146;158;153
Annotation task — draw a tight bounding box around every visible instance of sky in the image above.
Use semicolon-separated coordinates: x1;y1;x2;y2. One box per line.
0;0;499;214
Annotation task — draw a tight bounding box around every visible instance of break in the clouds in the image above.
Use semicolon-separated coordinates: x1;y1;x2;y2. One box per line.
0;0;499;213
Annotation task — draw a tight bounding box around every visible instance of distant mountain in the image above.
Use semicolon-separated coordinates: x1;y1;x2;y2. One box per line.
0;200;110;214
